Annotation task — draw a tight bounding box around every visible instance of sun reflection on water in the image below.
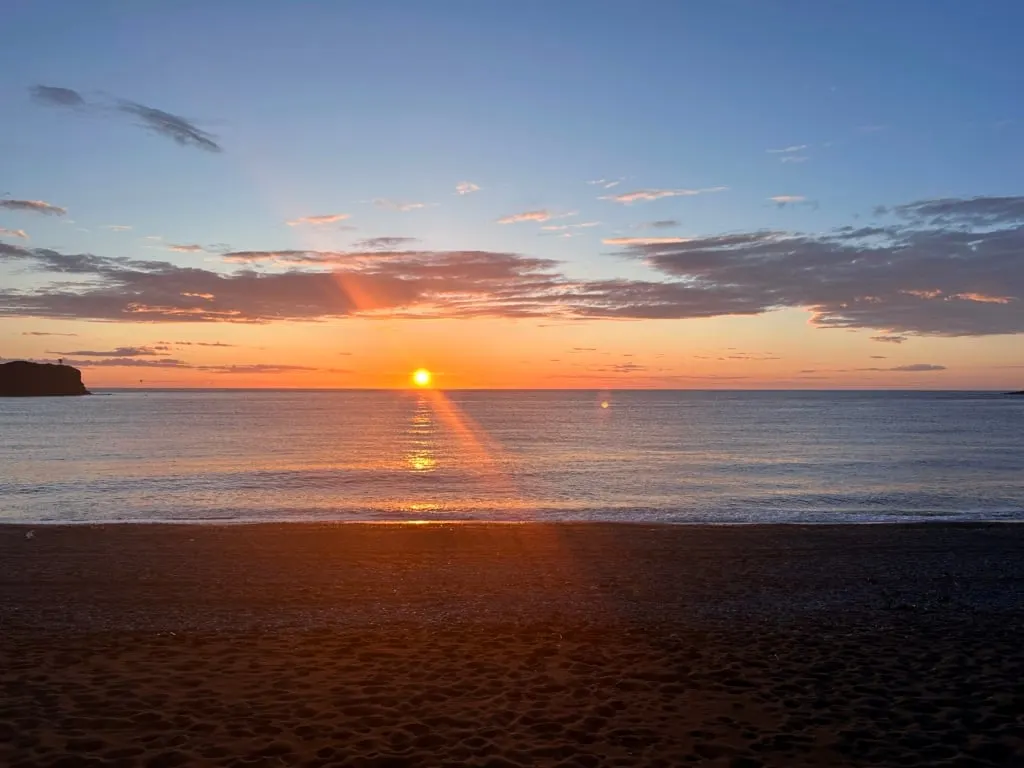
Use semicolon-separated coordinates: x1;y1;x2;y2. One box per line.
406;395;437;473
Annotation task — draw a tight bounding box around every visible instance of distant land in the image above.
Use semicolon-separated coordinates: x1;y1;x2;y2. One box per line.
0;360;90;396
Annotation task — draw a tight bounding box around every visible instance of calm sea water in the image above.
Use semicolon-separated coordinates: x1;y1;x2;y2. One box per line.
1;389;1022;524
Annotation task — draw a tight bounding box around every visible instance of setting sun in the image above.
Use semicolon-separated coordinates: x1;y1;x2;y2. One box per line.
412;368;432;387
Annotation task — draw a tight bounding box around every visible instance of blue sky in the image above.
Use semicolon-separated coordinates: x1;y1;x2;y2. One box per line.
2;1;1023;387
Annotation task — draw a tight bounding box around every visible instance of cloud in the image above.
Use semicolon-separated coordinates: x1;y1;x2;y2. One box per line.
801;363;945;374
195;363;351;374
768;195;807;206
767;145;808;154
352;237;418;250
116;100;221;152
780;156;808;164
497;210;556;224
638;220;680;229
3;195;1022;335
30;85;86;107
373;199;428;212
0;199;66;216
541;222;600;231
50;346;166;357
30;85;221;152
166;243;207;253
456;181;480;195
22;331;77;337
287;213;350;226
871;335;907;344
869;355;887;359
160;341;235;347
603;237;690;246
49;357;191;369
33;356;344;374
0;228;29;240
860;364;946;372
104;225;132;231
893;196;1024;226
600;188;727;204
599;362;648;373
588;178;623;189
606;196;1024;335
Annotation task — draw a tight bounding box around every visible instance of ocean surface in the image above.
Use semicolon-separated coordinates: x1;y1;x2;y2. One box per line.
1;389;1022;524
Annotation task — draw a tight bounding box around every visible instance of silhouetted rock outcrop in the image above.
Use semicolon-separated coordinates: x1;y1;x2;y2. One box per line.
0;361;90;396
1008;390;1024;395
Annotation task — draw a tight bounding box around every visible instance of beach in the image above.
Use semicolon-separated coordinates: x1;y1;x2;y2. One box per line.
1;523;1022;767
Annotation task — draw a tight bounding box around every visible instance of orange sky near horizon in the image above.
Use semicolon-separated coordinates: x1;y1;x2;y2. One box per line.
6;309;1021;390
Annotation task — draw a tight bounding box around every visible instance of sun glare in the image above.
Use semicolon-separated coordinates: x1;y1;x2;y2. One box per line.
412;368;432;387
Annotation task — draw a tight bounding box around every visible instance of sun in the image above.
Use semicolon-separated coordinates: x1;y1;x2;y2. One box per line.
412;368;432;387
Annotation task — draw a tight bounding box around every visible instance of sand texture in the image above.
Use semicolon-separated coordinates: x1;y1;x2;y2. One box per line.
1;523;1022;767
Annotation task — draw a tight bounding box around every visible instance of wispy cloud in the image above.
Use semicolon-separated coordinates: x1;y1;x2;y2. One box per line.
42;357;191;369
199;364;344;374
373;199;429;212
116;100;221;152
805;363;946;374
603;236;690;246
352;236;418;250
636;220;680;230
497;209;559;224
600;187;726;204
30;85;86;108
160;340;236;348
588;178;623;189
30;85;222;152
50;346;167;357
286;213;350;226
541;222;600;231
767;145;807;154
870;335;908;344
166;244;207;253
104;225;132;231
768;195;807;206
455;181;480;195
780;155;809;164
0;228;29;240
22;331;77;337
0;199;66;216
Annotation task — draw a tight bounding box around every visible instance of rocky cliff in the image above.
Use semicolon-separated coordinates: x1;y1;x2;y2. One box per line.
0;361;90;396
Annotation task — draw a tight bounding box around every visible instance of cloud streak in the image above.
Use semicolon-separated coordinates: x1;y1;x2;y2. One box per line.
497;210;557;224
603;237;690;246
0;228;29;240
0;199;66;216
373;199;428;212
30;85;222;152
287;213;350;226
455;181;480;195
352;237;418;250
600;187;727;204
50;346;167;357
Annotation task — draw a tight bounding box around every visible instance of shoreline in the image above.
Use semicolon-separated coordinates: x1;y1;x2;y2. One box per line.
3;517;1022;527
3;522;1022;766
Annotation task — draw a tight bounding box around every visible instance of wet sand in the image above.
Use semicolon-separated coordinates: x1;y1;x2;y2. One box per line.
1;523;1022;767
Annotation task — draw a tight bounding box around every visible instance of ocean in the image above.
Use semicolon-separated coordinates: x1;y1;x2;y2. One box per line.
1;389;1022;524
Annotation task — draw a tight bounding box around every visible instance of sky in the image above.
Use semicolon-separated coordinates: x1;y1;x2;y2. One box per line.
2;0;1023;389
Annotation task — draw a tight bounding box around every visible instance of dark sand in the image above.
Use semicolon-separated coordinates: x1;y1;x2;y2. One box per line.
1;523;1022;767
